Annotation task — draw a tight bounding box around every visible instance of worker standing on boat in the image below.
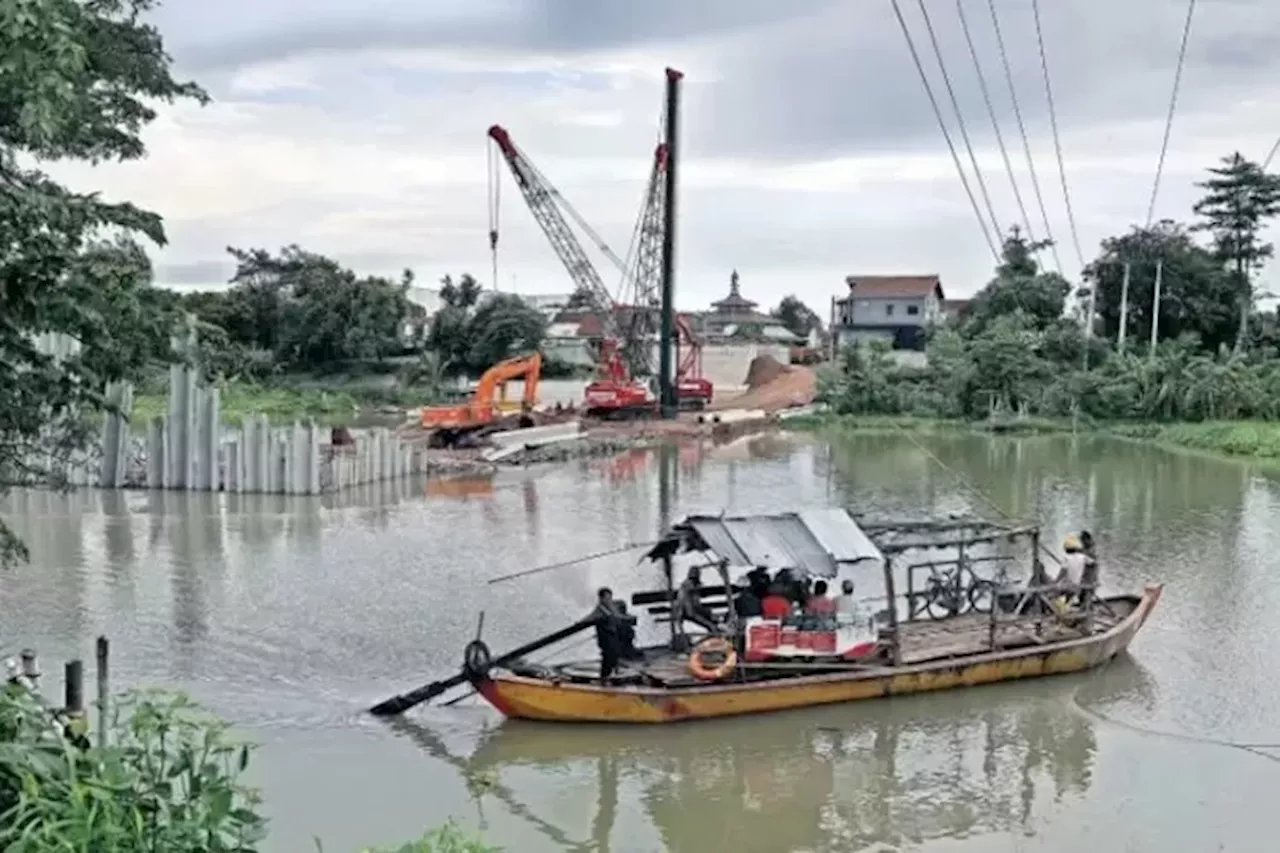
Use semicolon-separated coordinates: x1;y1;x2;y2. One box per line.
1061;535;1088;601
592;587;635;684
1079;530;1099;603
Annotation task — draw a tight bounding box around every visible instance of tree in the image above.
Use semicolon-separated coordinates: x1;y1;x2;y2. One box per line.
963;228;1070;334
0;0;207;565
1084;221;1237;353
772;295;822;338
1193;153;1280;351
427;278;548;375
207;246;413;371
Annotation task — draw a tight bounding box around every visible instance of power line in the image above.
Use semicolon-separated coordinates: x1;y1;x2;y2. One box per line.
1031;0;1086;273
986;0;1062;274
890;0;999;261
954;0;1042;264
1264;136;1280;171
1145;0;1197;228
913;0;1005;245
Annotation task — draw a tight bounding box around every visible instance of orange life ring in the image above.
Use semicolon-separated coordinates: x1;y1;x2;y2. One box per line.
687;636;738;681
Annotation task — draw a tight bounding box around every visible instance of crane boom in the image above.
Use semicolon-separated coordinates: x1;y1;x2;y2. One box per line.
486;125;622;341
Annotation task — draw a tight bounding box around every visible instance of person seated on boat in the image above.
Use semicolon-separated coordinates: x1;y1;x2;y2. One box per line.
1079;530;1099;602
1054;535;1088;612
775;567;808;607
760;583;793;619
675;566;718;633
592;587;635;684
614;601;642;660
804;579;837;617
733;584;763;619
835;579;859;624
746;565;771;600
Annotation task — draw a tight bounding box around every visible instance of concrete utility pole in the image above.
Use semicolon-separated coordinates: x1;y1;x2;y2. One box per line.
1149;259;1164;359
1117;262;1131;353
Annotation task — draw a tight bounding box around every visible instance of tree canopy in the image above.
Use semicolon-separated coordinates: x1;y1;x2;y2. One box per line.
772;295;823;338
1;0;207;564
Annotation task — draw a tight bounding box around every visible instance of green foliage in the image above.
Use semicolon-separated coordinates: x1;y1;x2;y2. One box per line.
180;246;415;375
0;687;498;853
962;228;1071;334
1084;221;1239;352
362;822;501;853
0;0;207;566
426;282;547;377
0;688;265;852
771;295;822;338
1193;152;1280;350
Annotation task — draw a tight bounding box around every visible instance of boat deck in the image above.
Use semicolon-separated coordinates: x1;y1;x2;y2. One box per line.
541;605;1126;689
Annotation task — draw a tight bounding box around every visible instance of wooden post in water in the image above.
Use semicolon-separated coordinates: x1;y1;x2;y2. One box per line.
882;555;901;666
19;649;40;688
64;660;84;716
95;637;110;748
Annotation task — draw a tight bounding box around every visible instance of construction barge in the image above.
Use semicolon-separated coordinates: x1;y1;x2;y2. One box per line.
370;509;1161;724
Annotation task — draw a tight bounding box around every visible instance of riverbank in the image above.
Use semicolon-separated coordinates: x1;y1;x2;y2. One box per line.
786;413;1280;460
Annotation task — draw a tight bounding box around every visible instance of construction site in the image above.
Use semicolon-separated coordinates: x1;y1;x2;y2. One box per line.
401;67;819;472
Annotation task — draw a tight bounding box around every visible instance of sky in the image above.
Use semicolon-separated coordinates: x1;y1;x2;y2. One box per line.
49;0;1280;312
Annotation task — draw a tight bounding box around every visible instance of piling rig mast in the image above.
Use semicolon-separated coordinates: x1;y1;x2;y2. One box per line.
486;73;711;417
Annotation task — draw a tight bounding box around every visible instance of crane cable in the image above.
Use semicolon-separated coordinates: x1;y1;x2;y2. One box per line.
986;0;1062;275
890;0;999;263
1031;0;1086;274
486;138;501;292
1145;0;1197;228
954;0;1046;269
913;0;1004;247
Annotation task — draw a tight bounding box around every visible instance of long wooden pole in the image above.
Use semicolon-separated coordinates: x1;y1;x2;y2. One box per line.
369;614;602;716
657;67;683;418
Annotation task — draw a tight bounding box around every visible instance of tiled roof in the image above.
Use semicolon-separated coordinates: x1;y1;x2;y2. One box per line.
845;275;943;299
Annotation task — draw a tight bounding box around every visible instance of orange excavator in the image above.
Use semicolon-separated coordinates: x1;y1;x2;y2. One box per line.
420;352;542;448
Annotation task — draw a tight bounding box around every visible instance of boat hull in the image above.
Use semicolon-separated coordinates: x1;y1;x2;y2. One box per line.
474;584;1162;724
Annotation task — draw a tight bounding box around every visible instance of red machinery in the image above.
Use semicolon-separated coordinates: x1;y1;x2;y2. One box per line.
485;69;712;419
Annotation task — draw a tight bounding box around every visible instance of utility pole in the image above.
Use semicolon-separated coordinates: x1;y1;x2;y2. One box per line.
1117;262;1131;353
657;67;683;419
1149;258;1163;359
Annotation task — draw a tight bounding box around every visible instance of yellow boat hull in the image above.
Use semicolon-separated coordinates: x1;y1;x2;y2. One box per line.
475;584;1162;724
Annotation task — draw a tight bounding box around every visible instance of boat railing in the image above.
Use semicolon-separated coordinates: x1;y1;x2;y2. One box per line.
903;555;1017;621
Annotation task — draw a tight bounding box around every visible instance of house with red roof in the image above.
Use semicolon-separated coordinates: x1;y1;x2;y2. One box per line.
833;275;946;352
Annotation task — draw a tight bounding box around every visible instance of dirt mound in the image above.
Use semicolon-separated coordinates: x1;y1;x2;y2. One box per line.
713;355;817;412
744;354;789;389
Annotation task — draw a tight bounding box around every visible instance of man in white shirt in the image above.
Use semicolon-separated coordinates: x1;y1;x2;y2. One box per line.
835;579;859;626
1060;534;1089;589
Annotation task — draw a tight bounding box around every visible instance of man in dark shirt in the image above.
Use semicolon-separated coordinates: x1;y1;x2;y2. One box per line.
592;587;635;684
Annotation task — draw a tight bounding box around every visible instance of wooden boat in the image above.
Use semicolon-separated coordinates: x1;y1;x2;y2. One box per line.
473;586;1160;723
369;509;1162;723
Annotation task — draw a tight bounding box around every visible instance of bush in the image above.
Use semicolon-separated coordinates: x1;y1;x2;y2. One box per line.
0;686;497;852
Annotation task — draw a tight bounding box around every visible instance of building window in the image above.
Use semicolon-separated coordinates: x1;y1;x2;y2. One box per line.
906;304;920;316
885;304;895;317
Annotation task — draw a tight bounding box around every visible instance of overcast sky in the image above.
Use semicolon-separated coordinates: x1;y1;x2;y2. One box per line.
51;0;1280;311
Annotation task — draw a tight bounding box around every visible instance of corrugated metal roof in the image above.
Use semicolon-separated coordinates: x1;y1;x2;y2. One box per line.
673;508;884;578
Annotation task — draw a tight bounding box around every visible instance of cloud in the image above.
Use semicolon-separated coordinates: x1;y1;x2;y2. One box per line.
49;0;1280;308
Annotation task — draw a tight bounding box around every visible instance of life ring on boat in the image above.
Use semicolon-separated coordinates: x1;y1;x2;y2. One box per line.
463;640;492;676
687;637;738;682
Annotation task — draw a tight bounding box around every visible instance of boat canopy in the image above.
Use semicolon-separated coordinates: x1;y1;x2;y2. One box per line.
645;508;885;578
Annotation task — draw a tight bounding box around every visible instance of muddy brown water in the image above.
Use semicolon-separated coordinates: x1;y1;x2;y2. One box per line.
2;432;1279;852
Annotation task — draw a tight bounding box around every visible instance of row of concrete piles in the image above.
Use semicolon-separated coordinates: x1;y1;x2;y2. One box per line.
97;365;428;495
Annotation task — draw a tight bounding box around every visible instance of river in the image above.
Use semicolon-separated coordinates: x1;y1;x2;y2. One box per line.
2;431;1278;852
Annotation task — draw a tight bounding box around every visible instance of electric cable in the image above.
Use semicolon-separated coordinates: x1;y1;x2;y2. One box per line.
1263;136;1279;171
913;0;1004;245
1031;0;1086;273
1145;0;1197;228
889;0;999;262
987;0;1062;274
955;0;1040;258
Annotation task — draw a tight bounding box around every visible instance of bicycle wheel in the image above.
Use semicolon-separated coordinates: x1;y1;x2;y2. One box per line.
967;579;996;613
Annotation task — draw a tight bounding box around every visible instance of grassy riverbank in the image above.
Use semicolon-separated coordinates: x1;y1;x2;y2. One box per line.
129;380;428;429
787;413;1280;460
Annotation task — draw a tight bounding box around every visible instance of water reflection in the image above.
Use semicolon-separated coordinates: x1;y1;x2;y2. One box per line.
389;659;1153;852
2;434;1279;851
